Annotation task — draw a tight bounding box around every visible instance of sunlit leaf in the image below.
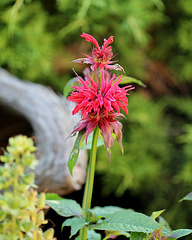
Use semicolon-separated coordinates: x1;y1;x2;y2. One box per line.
45;193;63;200
91;210;171;235
46;198;83;218
62;217;86;237
91;206;125;218
151;209;165;219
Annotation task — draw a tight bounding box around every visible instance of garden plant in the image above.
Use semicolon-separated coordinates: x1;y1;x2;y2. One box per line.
45;33;192;240
1;0;192;239
0;135;55;240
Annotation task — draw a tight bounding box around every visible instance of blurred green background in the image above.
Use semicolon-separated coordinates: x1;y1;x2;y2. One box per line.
1;0;192;234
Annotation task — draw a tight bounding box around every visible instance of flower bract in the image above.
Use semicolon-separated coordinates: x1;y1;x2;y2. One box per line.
73;33;124;72
68;70;134;159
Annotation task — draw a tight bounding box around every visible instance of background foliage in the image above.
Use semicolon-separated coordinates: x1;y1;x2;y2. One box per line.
0;0;192;236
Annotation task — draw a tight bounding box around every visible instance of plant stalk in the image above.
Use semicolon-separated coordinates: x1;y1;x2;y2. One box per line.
80;127;99;240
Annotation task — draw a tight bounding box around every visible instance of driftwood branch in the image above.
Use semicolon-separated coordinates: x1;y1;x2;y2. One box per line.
0;68;87;195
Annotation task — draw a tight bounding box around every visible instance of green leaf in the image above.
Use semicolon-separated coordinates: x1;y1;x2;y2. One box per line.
168;229;192;239
121;76;146;88
43;228;55;240
91;210;171;235
158;216;172;232
19;220;33;232
63;77;79;98
75;230;101;240
130;232;147;240
62;217;86;237
68;129;86;176
87;230;102;240
91;206;125;218
105;230;130;239
46;198;83;218
22;172;34;185
151;209;165;219
45;193;63;200
180;192;192;201
86;211;103;224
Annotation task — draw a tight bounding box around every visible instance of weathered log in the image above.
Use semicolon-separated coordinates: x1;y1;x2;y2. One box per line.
0;68;87;195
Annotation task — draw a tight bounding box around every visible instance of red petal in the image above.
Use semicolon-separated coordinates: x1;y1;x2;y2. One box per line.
102;36;114;52
81;33;100;51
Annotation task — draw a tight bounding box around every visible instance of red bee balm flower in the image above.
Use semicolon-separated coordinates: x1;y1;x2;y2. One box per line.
68;71;134;159
73;33;124;72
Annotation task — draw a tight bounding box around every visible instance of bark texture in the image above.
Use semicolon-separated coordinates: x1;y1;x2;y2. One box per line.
0;68;87;195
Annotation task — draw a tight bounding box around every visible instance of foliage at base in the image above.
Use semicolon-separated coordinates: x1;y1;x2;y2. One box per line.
46;193;192;240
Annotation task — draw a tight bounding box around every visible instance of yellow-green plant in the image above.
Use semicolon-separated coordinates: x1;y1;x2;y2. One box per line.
0;135;56;240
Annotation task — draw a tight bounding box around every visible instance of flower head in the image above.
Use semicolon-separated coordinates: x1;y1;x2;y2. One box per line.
73;33;124;72
68;70;134;159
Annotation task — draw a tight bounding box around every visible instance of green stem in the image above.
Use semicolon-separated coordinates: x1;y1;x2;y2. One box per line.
80;127;99;240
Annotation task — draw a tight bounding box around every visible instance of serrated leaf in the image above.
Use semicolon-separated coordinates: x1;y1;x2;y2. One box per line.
62;217;86;237
167;229;192;239
180;192;192;201
91;210;171;235
46;198;82;218
63;77;79;98
151;209;165;219
121;76;146;88
68;129;86;176
91;206;125;218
